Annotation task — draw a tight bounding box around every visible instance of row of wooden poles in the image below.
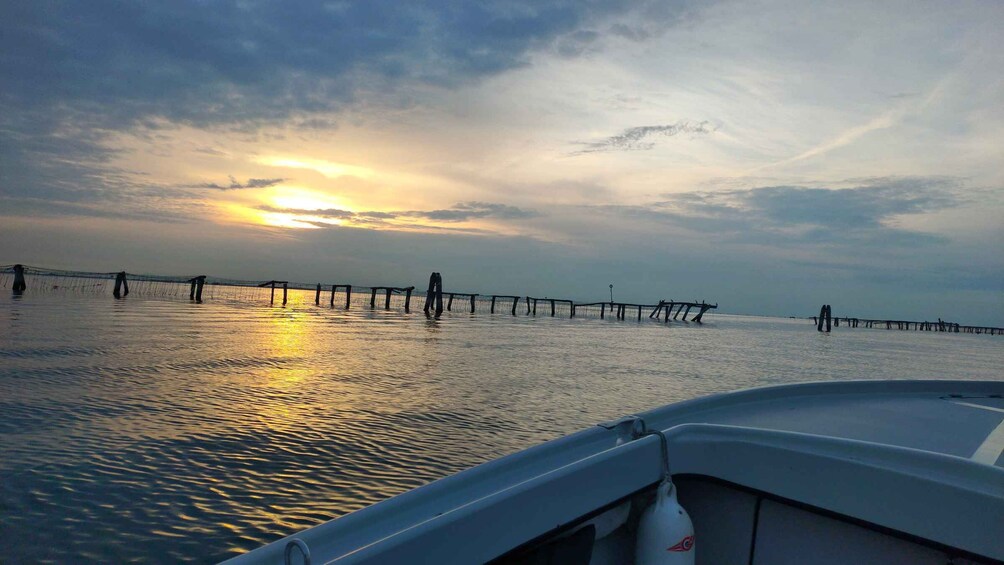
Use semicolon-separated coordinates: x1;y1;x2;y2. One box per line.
8;264;210;302
8;265;718;323
812;303;1002;335
259;272;718;322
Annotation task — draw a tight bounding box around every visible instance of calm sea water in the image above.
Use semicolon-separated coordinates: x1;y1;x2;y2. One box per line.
1;290;1000;564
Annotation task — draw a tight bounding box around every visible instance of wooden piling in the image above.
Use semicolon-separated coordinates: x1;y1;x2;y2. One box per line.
447;293;454;311
435;277;443;317
282;282;288;306
384;288;392;309
345;285;352;309
825;305;831;332
491;295;496;314
404;288;412;313
12;264;26;293
195;276;206;303
600;303;605;319
511;297;519;316
550;299;556;317
113;271;129;299
270;282;275;305
370;288;377;309
682;304;692;321
315;284;321;305
191;279;199;301
330;285;336;307
637;305;642;321
817;305;826;332
470;294;477;314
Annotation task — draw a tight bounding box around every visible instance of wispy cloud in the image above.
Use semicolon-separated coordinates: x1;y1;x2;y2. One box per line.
255;201;540;228
193;176;285;190
571;120;715;155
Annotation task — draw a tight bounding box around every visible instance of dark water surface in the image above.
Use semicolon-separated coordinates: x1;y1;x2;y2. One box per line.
1;292;1000;563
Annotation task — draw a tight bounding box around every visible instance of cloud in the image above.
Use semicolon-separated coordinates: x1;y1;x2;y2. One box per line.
602;176;964;249
401;201;540;222
254;201;539;227
193;176;285;190
571;120;716;154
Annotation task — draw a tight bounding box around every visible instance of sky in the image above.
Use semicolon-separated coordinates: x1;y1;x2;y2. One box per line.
1;0;1002;324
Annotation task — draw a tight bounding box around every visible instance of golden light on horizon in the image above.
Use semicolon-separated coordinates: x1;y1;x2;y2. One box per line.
255;156;375;179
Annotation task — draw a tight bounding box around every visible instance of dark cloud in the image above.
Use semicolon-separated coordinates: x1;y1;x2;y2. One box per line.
571;120;715;154
402;201;540;222
607;177;963;249
255;205;355;220
255;201;539;226
192;176;285;190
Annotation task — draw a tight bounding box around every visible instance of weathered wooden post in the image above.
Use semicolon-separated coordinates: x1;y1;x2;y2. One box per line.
404;287;413;313
384;288;392;309
190;279;199;300
113;271;129;298
511;297;519;316
526;296;531;315
447;293;454;311
490;295;496;314
817;305;826;332
637;305;642;321
281;282;287;306
693;302;712;323
270;281;276;305
550;299;556;317
665;301;672;323
330;285;336;307
434;275;443;316
470;294;476;313
12;264;27;293
600;303;606;319
825;305;831;332
532;298;537;316
423;274;434;314
345;285;352;309
370;288;377;309
682;304;692;321
195;276;206;303
570;303;576;318
315;284;321;305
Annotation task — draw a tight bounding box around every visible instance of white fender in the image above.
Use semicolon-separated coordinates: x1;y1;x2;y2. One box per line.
635;480;695;565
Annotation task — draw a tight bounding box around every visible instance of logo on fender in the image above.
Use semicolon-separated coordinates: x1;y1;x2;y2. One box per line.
667;535;694;552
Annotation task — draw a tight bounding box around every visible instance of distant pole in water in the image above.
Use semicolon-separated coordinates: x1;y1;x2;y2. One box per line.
12;264;26;294
113;271;129;299
195;276;206;303
315;283;321;305
817;304;832;332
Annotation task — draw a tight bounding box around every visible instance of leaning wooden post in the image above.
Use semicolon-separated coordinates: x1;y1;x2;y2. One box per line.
447;293;454;311
370;288;377;309
423;273;436;314
817;305;826;332
315;284;321;305
191;279;199;301
345;285;352;309
195;276;206;303
682;304;692;321
511;297;519;316
384;288;392;309
330;285;336;307
490;296;496;314
665;302;672;323
282;282;288;306
825;305;832;332
470;294;476;313
404;288;413;313
12;264;27;293
526;296;531;315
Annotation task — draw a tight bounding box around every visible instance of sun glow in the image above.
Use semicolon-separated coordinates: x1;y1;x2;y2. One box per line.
256;156;375;179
